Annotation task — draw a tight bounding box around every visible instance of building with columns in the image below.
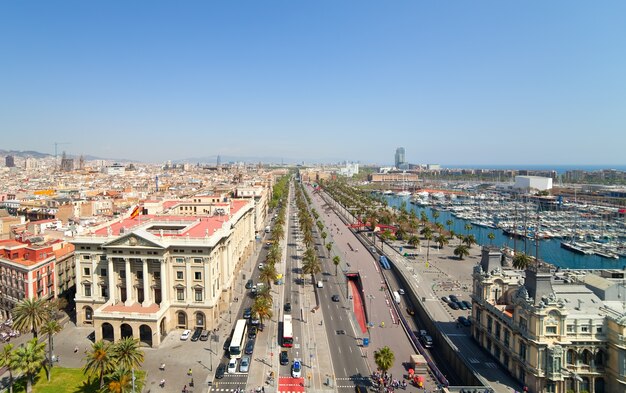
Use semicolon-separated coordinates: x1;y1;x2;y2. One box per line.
72;198;255;347
471;247;626;393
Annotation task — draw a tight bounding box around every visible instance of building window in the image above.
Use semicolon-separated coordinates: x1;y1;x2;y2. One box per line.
194;258;202;263
176;258;184;263
581;326;589;333
519;317;528;332
567;324;575;334
519;341;527;361
195;289;203;301
177;288;184;301
84;267;91;276
154;271;161;280
101;286;108;297
194;271;201;281
84;284;92;297
495;322;501;340
100;268;107;276
85;307;93;321
546;326;557;335
137;271;143;280
487;316;493;333
503;330;510;348
120;270;126;279
596;326;603;334
176;271;183;280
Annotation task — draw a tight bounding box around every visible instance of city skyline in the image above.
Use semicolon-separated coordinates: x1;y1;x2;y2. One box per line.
1;1;625;165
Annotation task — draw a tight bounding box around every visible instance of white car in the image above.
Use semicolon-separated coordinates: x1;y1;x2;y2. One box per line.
180;329;191;341
292;359;302;378
227;358;238;374
259;263;264;270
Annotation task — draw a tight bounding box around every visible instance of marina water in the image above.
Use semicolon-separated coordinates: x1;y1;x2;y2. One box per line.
384;195;626;270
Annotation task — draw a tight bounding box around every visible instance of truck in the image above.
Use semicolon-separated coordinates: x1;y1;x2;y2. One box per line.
393;291;401;304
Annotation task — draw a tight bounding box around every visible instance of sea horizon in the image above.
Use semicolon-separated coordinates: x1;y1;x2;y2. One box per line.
441;164;626;174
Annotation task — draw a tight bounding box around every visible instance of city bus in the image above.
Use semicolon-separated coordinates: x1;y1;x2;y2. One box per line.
229;319;248;359
282;314;293;347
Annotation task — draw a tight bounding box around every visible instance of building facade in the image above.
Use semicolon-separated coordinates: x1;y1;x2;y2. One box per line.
395;147;407;169
71;198;255;348
471;247;625;393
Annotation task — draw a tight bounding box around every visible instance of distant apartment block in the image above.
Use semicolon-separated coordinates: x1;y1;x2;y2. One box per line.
5;155;15;168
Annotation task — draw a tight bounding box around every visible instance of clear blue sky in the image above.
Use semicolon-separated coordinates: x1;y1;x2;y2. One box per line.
1;1;625;165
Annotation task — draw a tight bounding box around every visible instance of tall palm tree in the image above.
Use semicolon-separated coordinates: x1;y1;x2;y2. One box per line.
463;234;477;248
325;242;332;254
256;285;272;304
431;210;440;225
419;211;428;227
464;223;473;235
84;340;116;389
302;252;322;281
513;252;533;270
333;255;341;276
12;338;46;393
436;234;449;249
112;337;144;372
12;298;48;338
488;232;496;245
446;219;453;233
454;245;470;260
448;229;456;241
374;346;395;373
252;296;273;325
321;231;327;245
0;343;17;393
101;367;133;393
407;235;420;249
259;264;277;289
40;319;62;380
421;227;433;261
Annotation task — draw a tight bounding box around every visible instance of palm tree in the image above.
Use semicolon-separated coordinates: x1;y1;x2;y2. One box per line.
112;337;144;371
40;319;62;380
373;346;395;373
419;211;428;227
395;227;407;241
513;252;533;270
0;344;17;393
256;285;272;303
436;234;449;249
431;210;440;225
454;245;470;260
12;298;48;338
488;232;496;245
421;227;433;261
101;367;133;393
446;219;453;233
464;223;473;235
321;231;327;245
302;252;322;281
448;229;456;241
84;340;116;389
12;338;46;393
259;264;277;289
407;235;420;249
463;234;477;248
252;296;273;325
333;255;341;276
325;242;332;254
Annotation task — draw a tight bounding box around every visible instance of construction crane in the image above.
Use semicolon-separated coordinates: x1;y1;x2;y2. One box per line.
54;142;70;170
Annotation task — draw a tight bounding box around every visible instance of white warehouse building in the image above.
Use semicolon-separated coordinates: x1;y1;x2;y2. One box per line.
513;175;553;191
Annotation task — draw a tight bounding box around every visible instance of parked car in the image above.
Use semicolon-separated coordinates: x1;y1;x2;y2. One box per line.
284;302;291;312
248;326;257;339
331;295;340;302
457;301;467;310
398;289;405;295
258;263;264;270
406;307;415;316
280;350;289;365
243;307;252;319
223;337;231;351
292;359;302;378
245;279;254;289
250;313;260;325
227;358;237;374
180;329;191;341
448;301;459;310
420;334;433;348
458;316;471;327
441;296;450;303
215;363;226;379
244;338;255;355
200;330;209;341
418;329;428;338
239;356;250;373
462;300;472;309
449;294;459;303
191;328;202;342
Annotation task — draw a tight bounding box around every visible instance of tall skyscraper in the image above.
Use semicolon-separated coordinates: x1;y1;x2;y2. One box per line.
5;155;15;168
395;147;406;169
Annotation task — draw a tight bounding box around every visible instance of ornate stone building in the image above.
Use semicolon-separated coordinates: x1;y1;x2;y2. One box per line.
471;247;625;393
72;198;255;347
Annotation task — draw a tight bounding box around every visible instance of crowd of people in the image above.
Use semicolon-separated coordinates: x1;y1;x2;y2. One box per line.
372;370;408;392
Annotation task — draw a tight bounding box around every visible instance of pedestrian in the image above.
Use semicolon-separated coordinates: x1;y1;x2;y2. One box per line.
74;346;79;353
188;368;192;376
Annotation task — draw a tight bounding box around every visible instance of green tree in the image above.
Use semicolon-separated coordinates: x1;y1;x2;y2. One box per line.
101;367;133;393
421;226;433;262
419;211;429;227
40;319;62;380
464;223;473;235
112;337;144;372
431;210;440;224
488;232;496;245
0;344;17;393
395;227;407;241
259;264;278;289
12;338;46;393
321;231;327;245
436;234;449;249
255;285;272;303
84;340;116;389
407;235;420;249
513;252;533;270
252;296;273;325
12;298;48;338
454;245;470;260
374;346;395;373
463;234;477;248
325;242;332;254
446;219;453;233
333;255;341;276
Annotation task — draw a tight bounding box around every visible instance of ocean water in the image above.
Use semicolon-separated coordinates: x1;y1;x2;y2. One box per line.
442;164;626;175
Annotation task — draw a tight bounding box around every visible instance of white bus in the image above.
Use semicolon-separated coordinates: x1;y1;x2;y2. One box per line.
282;314;293;347
229;319;248;359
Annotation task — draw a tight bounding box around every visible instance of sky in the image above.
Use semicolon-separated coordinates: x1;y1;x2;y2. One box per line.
1;1;625;166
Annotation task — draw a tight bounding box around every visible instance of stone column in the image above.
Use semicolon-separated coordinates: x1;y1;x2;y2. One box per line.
142;259;151;306
160;259;168;305
125;258;134;305
203;258;210;303
75;256;82;297
108;258;116;304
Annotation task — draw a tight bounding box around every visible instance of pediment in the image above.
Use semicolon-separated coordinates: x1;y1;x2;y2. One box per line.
102;232;164;249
